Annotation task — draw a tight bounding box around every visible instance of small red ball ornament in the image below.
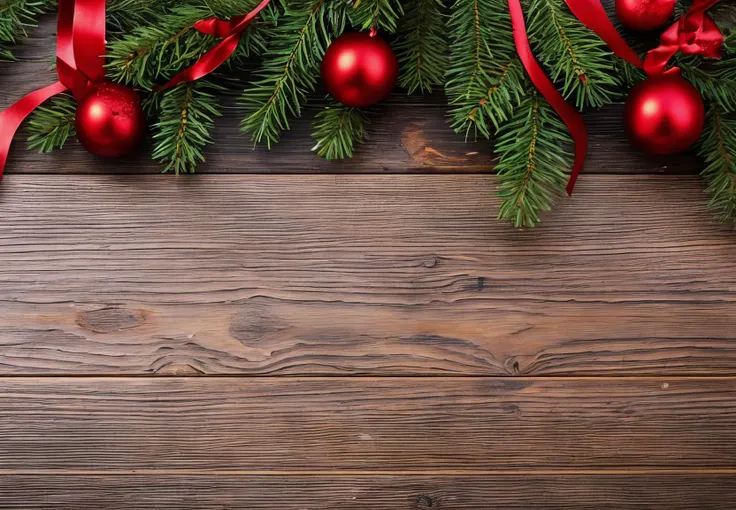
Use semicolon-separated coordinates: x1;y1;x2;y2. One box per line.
75;82;146;158
616;0;676;31
624;73;705;155
321;31;398;108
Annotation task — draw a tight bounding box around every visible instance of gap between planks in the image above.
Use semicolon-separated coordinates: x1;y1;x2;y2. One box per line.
2;469;736;476
0;375;735;380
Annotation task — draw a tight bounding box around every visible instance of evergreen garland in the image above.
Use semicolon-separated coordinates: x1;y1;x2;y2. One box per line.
239;0;346;148
3;0;736;228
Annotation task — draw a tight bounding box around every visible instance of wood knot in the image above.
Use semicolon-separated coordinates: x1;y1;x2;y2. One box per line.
415;495;434;508
230;305;287;346
76;307;146;334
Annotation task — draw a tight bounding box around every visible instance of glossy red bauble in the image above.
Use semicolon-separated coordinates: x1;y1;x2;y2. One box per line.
624;73;705;155
321;32;398;108
616;0;676;31
75;82;146;158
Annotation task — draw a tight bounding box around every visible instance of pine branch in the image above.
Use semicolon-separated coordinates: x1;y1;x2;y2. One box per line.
151;81;222;174
25;93;77;152
0;0;51;61
106;0;177;32
697;106;736;225
495;93;572;228
107;0;270;90
681;58;736;113
311;100;368;159
445;0;524;140
395;0;447;94
349;0;403;32
527;0;620;109
240;0;347;148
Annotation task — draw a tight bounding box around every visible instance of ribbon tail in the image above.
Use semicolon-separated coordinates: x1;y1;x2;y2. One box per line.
564;0;644;69
0;82;69;180
156;0;271;92
508;0;588;195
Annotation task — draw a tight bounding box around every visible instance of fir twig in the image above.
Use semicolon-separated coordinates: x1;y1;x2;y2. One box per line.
26;93;77;153
107;0;270;90
0;0;50;61
240;0;347;148
395;0;447;94
445;0;524;140
496;93;572;228
527;0;620;109
697;107;736;225
151;81;222;174
349;0;403;32
311;101;368;159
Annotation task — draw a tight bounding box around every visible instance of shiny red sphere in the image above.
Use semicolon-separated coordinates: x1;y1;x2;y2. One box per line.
616;0;676;31
321;32;398;108
624;73;705;155
75;82;145;158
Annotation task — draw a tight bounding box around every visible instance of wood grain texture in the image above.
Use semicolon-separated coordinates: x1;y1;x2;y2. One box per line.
1;174;735;376
2;474;736;509
2;377;736;471
0;17;701;176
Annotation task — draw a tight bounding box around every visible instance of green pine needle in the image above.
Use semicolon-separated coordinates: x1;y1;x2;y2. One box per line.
311;101;368;160
527;0;620;109
26;93;77;153
0;0;51;61
396;0;447;94
240;0;347;148
446;0;523;140
349;0;403;32
496;93;572;228
697;107;736;225
151;81;222;175
107;0;270;90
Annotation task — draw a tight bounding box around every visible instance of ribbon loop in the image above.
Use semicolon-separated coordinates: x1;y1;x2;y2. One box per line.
0;0;108;180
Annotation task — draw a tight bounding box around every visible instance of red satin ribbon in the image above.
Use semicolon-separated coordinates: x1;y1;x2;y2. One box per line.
508;0;724;195
508;0;588;196
156;0;271;92
0;0;107;180
644;0;724;75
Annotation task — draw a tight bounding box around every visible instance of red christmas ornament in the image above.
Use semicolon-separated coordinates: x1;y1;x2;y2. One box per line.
321;31;398;108
616;0;676;31
624;73;705;155
75;83;146;158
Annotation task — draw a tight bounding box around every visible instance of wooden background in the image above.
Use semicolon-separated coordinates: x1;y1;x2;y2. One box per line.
1;13;736;509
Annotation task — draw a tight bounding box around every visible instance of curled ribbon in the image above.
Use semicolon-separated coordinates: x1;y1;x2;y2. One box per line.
508;0;724;195
156;0;271;91
0;0;107;180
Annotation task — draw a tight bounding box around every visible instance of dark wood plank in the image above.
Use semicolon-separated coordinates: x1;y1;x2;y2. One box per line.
1;377;736;471
2;474;736;509
0;16;701;176
1;174;735;376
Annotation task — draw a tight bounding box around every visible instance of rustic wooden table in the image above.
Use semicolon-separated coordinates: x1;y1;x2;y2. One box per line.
1;16;736;510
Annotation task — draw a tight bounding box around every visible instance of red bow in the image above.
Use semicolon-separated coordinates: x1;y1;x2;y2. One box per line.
0;0;107;180
644;0;724;75
508;0;725;195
